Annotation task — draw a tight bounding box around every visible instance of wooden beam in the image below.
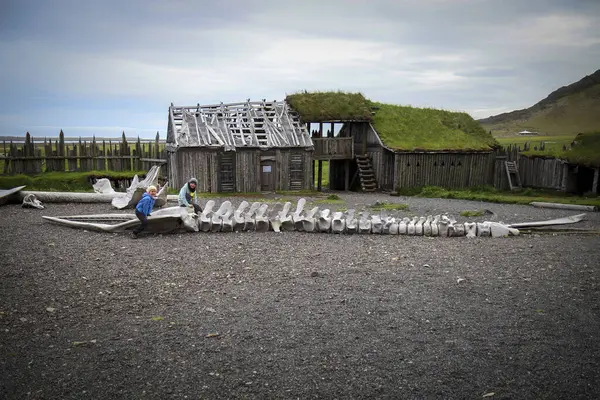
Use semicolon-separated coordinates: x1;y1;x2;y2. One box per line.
345;159;350;191
318;161;323;192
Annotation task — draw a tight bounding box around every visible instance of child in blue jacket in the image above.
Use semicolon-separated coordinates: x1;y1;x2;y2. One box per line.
131;185;157;239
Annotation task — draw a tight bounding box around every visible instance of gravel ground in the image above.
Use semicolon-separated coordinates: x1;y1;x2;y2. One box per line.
1;193;599;399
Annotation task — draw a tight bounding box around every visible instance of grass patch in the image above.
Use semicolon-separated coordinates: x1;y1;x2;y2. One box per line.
315;198;345;205
395;185;600;207
326;194;341;200
314;160;329;188
370;102;499;151
521;131;600;167
276;189;322;196
197;192;264;198
460;210;485;217
0;170;147;192
286;91;372;122
369;201;409;211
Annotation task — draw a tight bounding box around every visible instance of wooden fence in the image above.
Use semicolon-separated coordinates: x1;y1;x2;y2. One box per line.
1;131;167;175
493;144;571;191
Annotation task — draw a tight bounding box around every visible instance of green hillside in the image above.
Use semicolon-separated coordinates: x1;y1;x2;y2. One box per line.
479;69;600;137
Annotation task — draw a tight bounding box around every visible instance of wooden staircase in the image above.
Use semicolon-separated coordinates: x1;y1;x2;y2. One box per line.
355;154;377;192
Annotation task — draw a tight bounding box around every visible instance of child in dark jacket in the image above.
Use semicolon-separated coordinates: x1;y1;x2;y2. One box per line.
131;185;157;238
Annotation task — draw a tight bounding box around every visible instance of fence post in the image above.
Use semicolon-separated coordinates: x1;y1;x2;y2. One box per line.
2;140;8;174
135;136;142;171
58;130;66;172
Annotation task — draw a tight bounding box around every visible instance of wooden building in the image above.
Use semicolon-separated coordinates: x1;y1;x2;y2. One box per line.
287;92;499;192
166;100;314;192
498;133;600;195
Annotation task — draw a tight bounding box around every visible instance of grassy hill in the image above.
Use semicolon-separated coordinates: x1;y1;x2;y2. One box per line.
287;91;498;151
522;131;600;168
478;69;600;137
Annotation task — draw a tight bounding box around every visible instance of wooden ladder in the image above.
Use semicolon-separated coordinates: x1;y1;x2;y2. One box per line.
355;154;377;192
505;161;522;190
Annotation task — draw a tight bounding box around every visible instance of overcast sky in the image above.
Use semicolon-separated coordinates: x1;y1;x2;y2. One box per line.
1;0;599;138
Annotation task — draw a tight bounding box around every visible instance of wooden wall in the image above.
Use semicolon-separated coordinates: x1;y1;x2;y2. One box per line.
168;147;313;192
394;152;495;189
517;155;569;191
169;148;219;192
346;122;380;154
367;149;395;190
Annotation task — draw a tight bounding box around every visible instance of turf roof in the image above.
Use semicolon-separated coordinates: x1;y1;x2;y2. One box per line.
286;91;499;151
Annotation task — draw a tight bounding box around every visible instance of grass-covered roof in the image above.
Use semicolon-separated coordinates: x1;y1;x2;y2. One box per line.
285;91;373;122
370;102;500;151
286;91;499;151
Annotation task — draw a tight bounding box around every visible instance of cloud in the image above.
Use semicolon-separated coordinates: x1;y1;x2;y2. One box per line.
0;0;599;137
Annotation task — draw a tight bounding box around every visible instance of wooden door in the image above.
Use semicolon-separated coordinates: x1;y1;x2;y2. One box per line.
261;160;275;191
218;152;236;192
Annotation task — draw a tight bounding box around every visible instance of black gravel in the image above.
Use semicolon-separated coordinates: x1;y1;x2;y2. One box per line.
1;193;599;399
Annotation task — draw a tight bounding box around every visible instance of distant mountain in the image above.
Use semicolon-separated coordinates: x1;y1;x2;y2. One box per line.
478;69;600;137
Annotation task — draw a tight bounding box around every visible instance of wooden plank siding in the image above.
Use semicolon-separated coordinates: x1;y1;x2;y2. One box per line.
312;137;354;160
167;148;313;192
347;122;380;155
393;152;495;190
516;155;568;191
366;149;395;190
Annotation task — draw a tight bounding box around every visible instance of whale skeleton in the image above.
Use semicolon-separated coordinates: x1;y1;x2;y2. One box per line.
41;198;588;238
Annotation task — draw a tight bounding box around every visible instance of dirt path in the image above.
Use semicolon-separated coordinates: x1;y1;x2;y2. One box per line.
1;195;599;399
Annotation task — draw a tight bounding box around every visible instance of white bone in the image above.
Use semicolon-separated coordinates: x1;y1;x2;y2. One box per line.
415;216;426;235
464;222;477;238
292;198;306;231
358;211;371;234
268;202;284;232
233;201;249;231
345;209;358;234
476;222;491;237
244;202;261;231
389;218;399;235
302;206;319;232
255;203;270;232
22;193;44;209
431;215;440;236
399;217;409;235
331;211;345;234
407;217;418;235
487;221;520;237
438;219;449;237
318;209;332;232
211;201;231;232
448;223;465;237
423;215;432;236
200;200;216;232
371;214;383;234
382;217;395;234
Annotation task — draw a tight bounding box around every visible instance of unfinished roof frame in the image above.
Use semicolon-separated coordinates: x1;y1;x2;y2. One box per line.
167;100;314;150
